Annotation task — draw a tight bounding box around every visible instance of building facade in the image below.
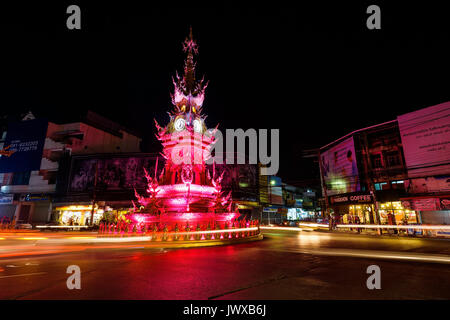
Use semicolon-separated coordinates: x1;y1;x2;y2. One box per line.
0;111;141;225
320;101;450;230
258;171;320;224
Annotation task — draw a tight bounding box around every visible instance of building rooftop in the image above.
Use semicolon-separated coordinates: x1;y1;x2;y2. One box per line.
320;119;398;151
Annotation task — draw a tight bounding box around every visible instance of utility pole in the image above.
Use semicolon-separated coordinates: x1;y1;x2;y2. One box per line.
361;132;382;233
318;150;331;229
268;179;271;225
90;160;99;226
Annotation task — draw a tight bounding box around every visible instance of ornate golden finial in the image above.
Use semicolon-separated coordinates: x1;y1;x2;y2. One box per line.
183;26;198;55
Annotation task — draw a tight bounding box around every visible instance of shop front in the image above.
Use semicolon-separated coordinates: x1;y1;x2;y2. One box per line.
53;204;104;226
400;196;450;225
52;200;134;226
329;192;377;224
378;201;418;225
287;208;318;221
14;193;53;225
262;206;287;224
0;193;15;220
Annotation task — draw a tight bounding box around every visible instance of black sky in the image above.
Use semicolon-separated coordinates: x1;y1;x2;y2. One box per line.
0;2;449;183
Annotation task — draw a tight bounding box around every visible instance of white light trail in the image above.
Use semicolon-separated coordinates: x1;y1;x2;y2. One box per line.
29;227;259;244
295;248;450;264
0;272;48;279
35;225;89;229
260;226;303;231
336;224;450;230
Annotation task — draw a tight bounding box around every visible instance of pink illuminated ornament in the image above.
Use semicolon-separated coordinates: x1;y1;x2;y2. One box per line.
181;165;193;184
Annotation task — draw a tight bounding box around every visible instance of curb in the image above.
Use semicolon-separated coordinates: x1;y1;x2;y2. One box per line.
94;233;264;247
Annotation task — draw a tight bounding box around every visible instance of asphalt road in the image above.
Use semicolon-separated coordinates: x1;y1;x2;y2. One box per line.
1;229;450;299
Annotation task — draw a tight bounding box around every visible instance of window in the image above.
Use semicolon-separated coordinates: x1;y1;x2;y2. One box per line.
11;171;31;185
47;171;57;185
375;182;389;190
380;182;389;190
386;152;400;167
391;180;405;190
371;154;383;168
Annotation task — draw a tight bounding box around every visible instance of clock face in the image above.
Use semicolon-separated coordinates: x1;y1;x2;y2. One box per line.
193;119;202;133
174;117;185;131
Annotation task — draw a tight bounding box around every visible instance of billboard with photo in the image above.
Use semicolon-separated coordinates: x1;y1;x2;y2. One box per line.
0;118;48;173
68;155;258;195
207;163;258;201
398;101;450;177
69;156;159;192
405;176;450;194
320;136;360;196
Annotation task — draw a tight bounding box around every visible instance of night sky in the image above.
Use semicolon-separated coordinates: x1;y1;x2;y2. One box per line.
0;2;449;184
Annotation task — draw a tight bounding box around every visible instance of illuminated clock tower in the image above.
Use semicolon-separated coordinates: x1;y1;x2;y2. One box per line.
132;28;236;228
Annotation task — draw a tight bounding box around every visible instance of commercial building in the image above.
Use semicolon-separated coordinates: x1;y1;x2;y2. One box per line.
258;171;320;224
0;111;141;225
319;101;450;229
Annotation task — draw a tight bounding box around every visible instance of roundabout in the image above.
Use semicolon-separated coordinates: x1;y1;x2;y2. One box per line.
98;223;263;248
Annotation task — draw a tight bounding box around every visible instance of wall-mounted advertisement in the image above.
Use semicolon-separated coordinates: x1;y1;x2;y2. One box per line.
69;156;160;192
0;193;13;205
320;136;360;196
405;176;450;194
206;163;258;194
69;155;258;194
0;119;48;173
398;101;450;177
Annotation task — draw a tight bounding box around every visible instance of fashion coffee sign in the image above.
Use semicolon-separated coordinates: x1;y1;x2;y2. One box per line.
331;193;372;204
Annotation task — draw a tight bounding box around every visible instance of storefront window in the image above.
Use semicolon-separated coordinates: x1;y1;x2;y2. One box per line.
378;201;417;225
53;205;134;226
344;204;375;224
55;205;103;225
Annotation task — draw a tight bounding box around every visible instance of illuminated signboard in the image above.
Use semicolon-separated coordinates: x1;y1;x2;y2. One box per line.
0;194;13;205
330;192;372;205
0;119;48;173
320;136;360;196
